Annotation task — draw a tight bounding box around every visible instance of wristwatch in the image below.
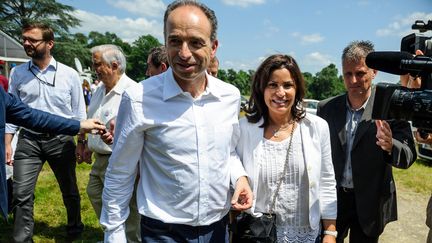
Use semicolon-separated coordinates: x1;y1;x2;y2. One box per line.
323;230;338;237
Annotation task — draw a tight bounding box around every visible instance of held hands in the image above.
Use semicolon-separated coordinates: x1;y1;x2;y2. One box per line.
375;120;393;153
231;176;253;211
100;118;116;145
79;119;106;135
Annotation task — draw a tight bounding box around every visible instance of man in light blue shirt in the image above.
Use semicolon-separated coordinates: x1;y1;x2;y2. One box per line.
5;22;87;242
100;1;253;242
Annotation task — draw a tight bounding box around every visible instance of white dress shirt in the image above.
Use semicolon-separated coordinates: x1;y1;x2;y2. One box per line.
6;57;86;133
100;68;247;242
87;73;138;154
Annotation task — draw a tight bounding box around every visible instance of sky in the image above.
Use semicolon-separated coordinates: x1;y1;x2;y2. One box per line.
57;0;432;84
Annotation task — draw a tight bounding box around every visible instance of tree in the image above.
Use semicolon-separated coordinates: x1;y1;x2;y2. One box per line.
127;35;161;81
87;31;131;54
52;33;91;69
220;68;251;96
0;0;80;41
308;64;345;100
302;72;313;98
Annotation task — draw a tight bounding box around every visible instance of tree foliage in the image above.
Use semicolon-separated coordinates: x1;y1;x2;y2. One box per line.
52;33;91;69
307;64;345;100
127;35;161;81
218;69;253;96
0;0;80;41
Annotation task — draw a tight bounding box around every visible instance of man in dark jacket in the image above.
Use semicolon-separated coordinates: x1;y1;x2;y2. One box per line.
0;87;105;220
317;40;416;242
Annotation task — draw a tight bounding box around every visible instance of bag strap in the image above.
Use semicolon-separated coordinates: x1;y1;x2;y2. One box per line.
268;121;296;215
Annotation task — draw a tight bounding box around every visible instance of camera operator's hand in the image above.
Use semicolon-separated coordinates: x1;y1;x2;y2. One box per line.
414;131;432;145
400;50;424;89
399;49;432;145
376;120;394;153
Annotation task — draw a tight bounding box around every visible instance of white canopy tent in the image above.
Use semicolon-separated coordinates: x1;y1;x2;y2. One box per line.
0;30;29;78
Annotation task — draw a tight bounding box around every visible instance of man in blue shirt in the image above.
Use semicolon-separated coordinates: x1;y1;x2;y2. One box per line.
5;22;87;242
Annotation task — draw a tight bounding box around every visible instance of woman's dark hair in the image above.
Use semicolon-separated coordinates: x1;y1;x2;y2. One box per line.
246;54;306;127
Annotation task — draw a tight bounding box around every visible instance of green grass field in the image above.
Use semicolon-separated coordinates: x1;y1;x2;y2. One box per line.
0;163;103;242
0;158;431;242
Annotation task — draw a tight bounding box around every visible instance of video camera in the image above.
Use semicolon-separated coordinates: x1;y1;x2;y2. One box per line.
366;20;432;133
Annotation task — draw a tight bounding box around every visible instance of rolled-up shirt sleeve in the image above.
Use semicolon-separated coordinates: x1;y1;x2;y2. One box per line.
229;116;248;186
100;92;143;242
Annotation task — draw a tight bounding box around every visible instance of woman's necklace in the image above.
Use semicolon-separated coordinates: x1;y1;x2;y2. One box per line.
272;120;295;138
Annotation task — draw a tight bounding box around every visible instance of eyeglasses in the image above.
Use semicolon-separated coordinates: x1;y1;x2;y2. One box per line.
21;37;45;45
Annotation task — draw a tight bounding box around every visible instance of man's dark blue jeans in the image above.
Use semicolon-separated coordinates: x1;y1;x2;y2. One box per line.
140;215;229;243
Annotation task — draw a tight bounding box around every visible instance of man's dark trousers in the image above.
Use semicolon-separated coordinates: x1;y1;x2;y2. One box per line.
12;132;83;242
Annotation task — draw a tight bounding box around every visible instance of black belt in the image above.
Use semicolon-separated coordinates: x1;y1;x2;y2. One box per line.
339;187;355;193
20;129;58;140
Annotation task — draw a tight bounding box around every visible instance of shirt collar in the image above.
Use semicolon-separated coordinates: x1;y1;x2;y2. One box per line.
162;68;222;101
110;73;130;95
345;95;369;112
29;56;57;71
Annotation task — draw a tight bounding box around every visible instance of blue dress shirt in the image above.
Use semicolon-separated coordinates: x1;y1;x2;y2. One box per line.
6;57;86;133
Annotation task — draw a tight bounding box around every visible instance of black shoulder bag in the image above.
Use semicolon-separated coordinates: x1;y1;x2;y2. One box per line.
230;122;295;243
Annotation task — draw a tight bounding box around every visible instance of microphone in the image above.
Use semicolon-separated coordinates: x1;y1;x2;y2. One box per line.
401;56;432;72
366;51;411;75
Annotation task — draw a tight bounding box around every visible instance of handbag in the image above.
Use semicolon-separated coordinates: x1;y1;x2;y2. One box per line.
230;121;296;243
231;212;276;243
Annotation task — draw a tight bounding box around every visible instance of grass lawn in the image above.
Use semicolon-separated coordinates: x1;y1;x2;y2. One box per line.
0;163;103;242
393;158;432;194
0;158;430;242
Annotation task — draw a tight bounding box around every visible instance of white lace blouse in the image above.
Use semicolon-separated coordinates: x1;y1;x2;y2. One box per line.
254;128;319;242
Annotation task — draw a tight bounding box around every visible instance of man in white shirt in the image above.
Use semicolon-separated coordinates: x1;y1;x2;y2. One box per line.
100;1;253;242
5;22;87;242
145;46;169;77
76;44;141;242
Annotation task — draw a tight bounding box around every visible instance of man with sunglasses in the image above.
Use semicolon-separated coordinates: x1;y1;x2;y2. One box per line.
5;22;87;242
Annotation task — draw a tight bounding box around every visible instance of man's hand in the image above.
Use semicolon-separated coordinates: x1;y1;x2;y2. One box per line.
5;133;14;165
75;142;85;164
231;176;253;210
79;119;106;134
376;120;393;153
82;144;93;164
415;131;432;145
101;118;116;145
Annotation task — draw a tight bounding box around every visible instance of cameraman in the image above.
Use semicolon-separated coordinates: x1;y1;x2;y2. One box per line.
400;49;432;242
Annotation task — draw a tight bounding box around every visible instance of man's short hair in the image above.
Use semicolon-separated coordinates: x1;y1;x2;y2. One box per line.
22;22;54;42
210;56;219;66
149;46;169;69
342;40;375;63
163;0;218;42
90;44;127;74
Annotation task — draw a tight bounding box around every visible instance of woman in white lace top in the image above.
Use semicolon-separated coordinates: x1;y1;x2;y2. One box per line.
235;54;337;243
